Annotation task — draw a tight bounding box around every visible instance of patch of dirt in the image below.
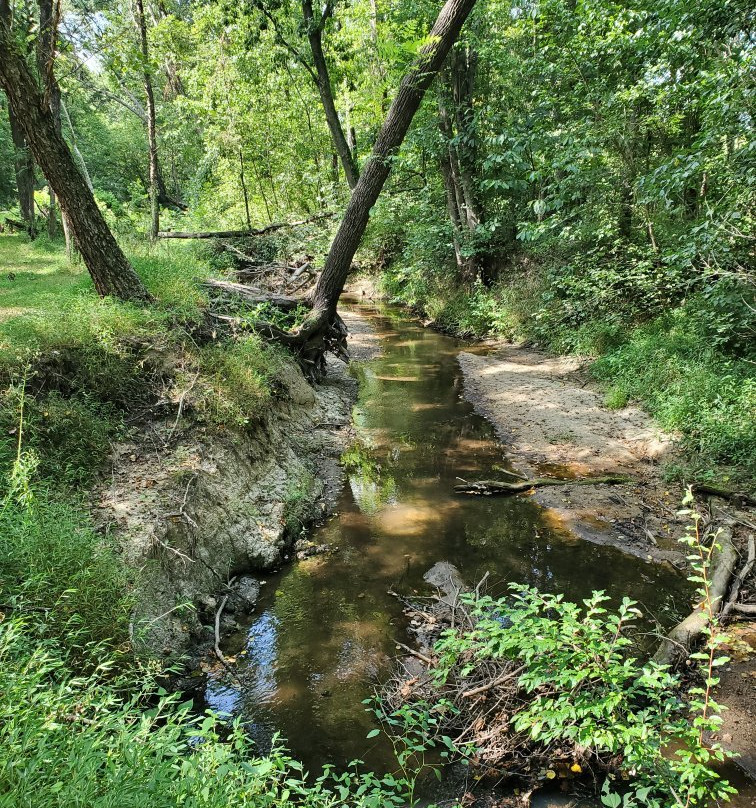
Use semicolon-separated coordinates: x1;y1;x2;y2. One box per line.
457;345;686;565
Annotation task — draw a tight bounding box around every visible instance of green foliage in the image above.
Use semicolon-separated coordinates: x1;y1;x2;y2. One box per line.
0;496;132;655
428;585;734;807
592;312;756;474
0;618;423;808
191;334;282;429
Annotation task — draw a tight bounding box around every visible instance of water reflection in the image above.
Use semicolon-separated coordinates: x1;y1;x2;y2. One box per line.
205;302;690;773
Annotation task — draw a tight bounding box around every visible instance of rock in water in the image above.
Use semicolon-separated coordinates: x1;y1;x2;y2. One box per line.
226;576;261;614
423;561;465;605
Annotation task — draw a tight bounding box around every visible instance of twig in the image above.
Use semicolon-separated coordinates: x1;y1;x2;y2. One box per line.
165;372;200;445
395;641;434;666
461;664;526;699
214;575;238;665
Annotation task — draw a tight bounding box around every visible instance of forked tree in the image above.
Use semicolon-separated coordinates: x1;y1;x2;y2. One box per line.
256;0;478;378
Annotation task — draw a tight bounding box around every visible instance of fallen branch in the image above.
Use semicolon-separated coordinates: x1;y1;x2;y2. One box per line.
213;575;237;666
454;474;631;496
732;604;756;616
157;211;334;239
461;664;525;699
4;216;31;232
395;641;434;666
653;527;737;667
692;483;756;508
201;278;304;311
722;534;755;620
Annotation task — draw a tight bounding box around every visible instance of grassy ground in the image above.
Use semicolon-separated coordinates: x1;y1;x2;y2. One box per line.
0;231;288;657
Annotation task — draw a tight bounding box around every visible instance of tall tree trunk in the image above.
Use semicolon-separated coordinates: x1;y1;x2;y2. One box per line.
0;25;152;302
302;0;359;190
438;47;488;283
1;0;35;235
239;147;252;231
37;0;66;243
438;96;465;271
7;106;35;234
288;0;478;377
134;0;160;240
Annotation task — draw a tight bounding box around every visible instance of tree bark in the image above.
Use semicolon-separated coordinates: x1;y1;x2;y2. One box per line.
1;0;35;235
0;22;151;302
134;0;160;240
287;0;478;376
437;45;489;283
302;0;359;190
7;105;35;234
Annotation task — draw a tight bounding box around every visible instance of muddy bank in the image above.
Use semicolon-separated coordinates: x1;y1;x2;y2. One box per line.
96;311;379;658
457;345;689;565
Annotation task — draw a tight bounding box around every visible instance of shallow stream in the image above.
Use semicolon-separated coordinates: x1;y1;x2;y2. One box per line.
205;302;695;782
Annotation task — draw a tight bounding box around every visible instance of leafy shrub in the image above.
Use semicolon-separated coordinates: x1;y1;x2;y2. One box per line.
191;334;284;428
0;499;132;653
593;313;756;475
400;585;735;808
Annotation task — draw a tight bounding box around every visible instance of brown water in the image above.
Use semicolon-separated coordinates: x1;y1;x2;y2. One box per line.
205;302;692;774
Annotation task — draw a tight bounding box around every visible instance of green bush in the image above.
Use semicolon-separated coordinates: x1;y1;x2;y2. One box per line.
593;314;756;475
0;498;132;653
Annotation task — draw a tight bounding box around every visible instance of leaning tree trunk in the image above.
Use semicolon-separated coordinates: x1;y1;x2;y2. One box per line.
0;24;152;302
303;0;359;191
291;0;478;376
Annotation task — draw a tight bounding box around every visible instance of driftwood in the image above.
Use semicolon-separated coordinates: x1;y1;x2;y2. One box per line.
157;211;334;240
653;527;737;667
454;474;631;496
692;483;756;508
722;534;755;619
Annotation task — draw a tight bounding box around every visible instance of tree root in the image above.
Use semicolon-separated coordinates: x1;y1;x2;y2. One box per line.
453;474;631;496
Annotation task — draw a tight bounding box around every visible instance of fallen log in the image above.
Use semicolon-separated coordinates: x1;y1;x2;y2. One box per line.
201;279;303;311
692;483;755;508
722;534;755;620
157;211;334;240
453;474;631;496
653;526;737;668
4;216;30;232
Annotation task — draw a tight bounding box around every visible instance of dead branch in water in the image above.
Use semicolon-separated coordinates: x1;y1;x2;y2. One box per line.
454;474;631;496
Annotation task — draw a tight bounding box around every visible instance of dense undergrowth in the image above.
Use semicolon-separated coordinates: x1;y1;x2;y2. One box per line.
377;238;755;486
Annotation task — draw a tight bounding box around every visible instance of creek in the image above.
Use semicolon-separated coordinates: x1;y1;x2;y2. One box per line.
203;301;695;784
